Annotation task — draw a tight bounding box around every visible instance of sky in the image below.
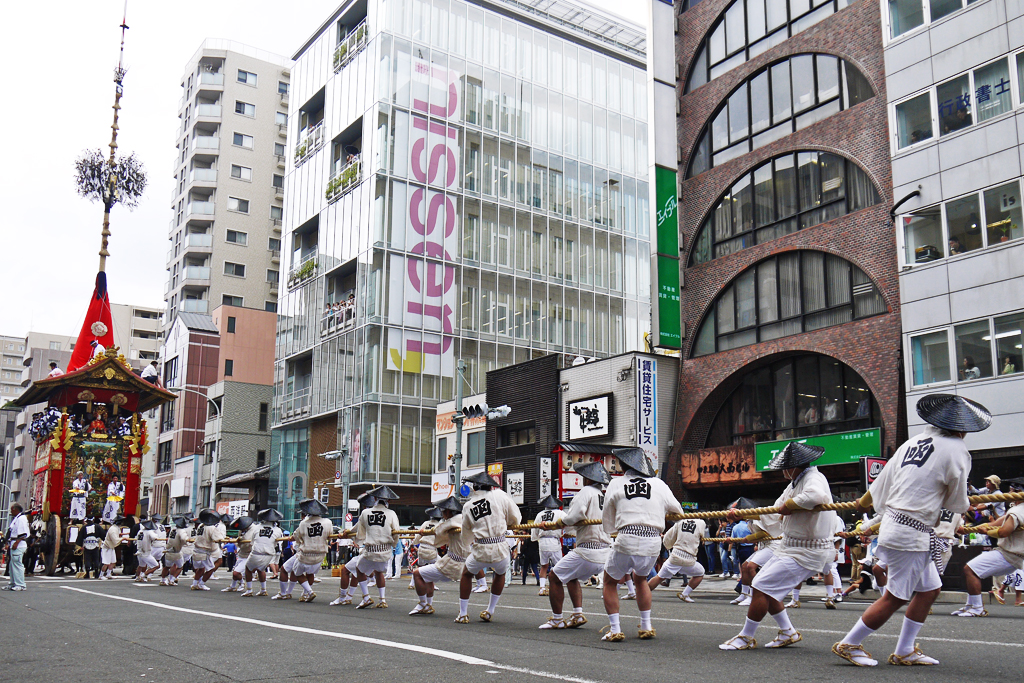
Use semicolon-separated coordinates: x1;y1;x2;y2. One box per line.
0;0;648;339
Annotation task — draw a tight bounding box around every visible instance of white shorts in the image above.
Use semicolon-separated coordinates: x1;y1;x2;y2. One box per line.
164;554;185;569
465;554;509;576
354;556;388;576
823;561;838;575
967;549;1019;581
192;555;215;571
415;563;452;584
603;550;658;582
136;553;159;569
152;548;165;563
540;549;562;567
747;548;774;567
551;551;606;584
233;556;248;574
290;561;322;576
344;556;361;574
751;555;816;602
245;553;273;573
270;553;281;565
876;547;941;601
101;548;117;565
657;560;706;580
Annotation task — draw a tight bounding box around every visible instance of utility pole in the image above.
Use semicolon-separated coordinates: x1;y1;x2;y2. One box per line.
452;359;466;491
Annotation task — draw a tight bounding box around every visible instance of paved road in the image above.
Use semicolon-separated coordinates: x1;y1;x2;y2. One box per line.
1;572;1021;682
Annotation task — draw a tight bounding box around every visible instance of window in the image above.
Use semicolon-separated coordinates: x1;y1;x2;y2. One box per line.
995;312;1024;376
232;132;254;149
893;92;934;149
259;403;269;431
224;296;242;308
278;81;289;95
270;206;283;221
237;70;257;86
49;341;62;350
467;431;485;466
224;262;245;277
436;437;448;471
226;316;236;333
234;101;255;117
888;0;982;39
910;331;950;385
265;301;278;313
685;0;854;92
269;237;281;252
692;251;885;356
227;197;249;214
690;151;880;264
230;164;252;181
272;174;284;189
900;179;1024;265
157;441;173;473
500;425;536;446
226;230;247;245
687;54;873;177
954;320;992;380
912;311;1024;386
274;142;286;156
224;359;234;376
257;450;267;467
276;111;288;126
267;269;279;283
705;353;878;446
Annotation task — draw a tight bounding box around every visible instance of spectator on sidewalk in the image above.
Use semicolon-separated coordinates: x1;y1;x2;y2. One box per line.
4;503;30;591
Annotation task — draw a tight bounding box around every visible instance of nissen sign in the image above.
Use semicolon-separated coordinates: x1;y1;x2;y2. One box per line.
754;428;882;472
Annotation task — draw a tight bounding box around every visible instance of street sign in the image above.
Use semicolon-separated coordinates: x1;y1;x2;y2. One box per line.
754;428;882;472
860;455;889;491
345;512;353;523
335;470;341;485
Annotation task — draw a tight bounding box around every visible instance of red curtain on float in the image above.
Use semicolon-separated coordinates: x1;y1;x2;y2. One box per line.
68;272;115;372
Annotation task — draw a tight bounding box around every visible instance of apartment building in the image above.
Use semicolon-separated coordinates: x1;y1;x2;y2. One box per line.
272;0;652;518
0;335;26;402
166;40;291;322
668;0;900;505
884;0;1024;480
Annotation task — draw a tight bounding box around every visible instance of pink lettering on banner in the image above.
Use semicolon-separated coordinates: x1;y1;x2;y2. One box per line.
387;60;461;376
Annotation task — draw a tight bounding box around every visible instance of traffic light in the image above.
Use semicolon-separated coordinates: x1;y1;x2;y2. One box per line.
462;403;489;419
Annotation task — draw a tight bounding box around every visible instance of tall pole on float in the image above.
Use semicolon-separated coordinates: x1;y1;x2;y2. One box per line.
99;1;130;272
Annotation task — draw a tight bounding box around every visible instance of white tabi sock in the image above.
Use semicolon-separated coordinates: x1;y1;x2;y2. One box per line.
279;580;287;593
286;581;296;595
192;580;199;587
790;588;801;601
740;617;759;638
683;586;694;597
359;581;369;597
552;612;563;621
378;586;386;600
826;585;835;598
300;581;312;593
772;609;794;633
573;606;583;614
459;598;469;617
426;595;433;605
245;581;252;590
487;593;501;613
624;578;635;594
741;584;752;596
608;613;621;634
419;594;428;605
476;577;486;588
639;609;652;630
895;617;924;656
260;581;267;591
968;593;983;608
840;618;876;646
540;577;547;589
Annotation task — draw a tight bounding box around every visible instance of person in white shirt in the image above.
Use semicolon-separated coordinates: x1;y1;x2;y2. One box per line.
69;471;92;521
133;519;165;582
409;508;441;589
222;516;257;593
286;499;334;603
241;508;285;596
159;517;192;586
4;503;30;591
331;492;377;606
90;340;106;358
99;516;123;579
102;476;126;523
330;487;400;608
140;360;161;386
47;361;64;378
835;394;987;667
954;502;1024;615
456;471;522;623
720;442;835;651
732;506;783;607
409;496;472;615
539;462;612;630
600;447;683;642
819;515;847;608
531;494;567;597
649;516;708;604
191;509;226;591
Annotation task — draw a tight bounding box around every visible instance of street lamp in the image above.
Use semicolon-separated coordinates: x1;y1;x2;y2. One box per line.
167;385;221;513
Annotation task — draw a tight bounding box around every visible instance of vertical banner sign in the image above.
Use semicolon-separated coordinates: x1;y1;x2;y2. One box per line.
636;356;658;471
538;457;552;499
653;167;682;349
506;471;525;505
387;59;461;375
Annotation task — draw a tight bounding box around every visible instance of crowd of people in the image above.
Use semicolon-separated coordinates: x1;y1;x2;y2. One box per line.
4;393;1022;668
321;293;356;332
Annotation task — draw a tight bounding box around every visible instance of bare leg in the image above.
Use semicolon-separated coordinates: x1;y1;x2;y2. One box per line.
566;578;584;609
492;569;506;596
548;571;565;614
460;569;473;600
602;571;621;615
859;591;909;630
964;565;982;596
634;571;653;611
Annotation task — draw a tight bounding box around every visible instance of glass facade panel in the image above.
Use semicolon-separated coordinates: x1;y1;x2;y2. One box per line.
995;312;1024;376
895;93;933;148
954;320;993;380
911;331;950;385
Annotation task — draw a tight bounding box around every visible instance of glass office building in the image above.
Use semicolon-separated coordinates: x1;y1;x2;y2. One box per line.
272;0;650;517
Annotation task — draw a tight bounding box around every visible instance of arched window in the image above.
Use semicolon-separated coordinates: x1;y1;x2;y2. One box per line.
691;250;886;357
689;151;880;265
684;0;858;94
704;353;879;447
686;54;873;178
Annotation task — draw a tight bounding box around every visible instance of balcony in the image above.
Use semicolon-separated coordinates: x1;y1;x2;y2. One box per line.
10;477;20;494
325;157;362;203
279;90;289;106
181;299;209;314
287;251;319;289
333;19;369;72
182;265;211;285
189;168;217;184
191;136;220;155
186;200;215;218
11;455;23;473
13;434;24;451
200;71;224;86
321;300;356;336
15;411;26;428
277;123;287;138
294;122;324;166
275;154;286;169
183;233;213;256
196;103;222;119
270;249;281;264
277;387;311;421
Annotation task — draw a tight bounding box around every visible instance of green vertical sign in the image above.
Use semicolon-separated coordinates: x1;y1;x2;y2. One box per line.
654;166;681;349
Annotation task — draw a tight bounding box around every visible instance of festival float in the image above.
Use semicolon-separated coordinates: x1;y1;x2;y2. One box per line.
11;13;175;574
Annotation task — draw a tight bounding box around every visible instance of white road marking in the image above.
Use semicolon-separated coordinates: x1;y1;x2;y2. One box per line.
59;586;607;683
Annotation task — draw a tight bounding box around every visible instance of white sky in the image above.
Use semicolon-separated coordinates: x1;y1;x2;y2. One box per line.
0;0;648;339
